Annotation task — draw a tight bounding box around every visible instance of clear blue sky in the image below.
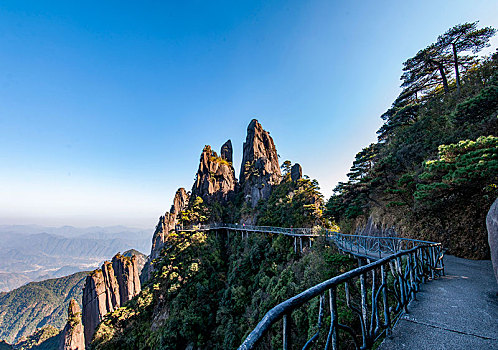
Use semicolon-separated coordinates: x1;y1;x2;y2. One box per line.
0;0;496;228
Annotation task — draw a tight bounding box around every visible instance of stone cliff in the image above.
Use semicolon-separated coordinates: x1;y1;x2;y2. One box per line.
191;142;237;203
82;254;141;346
240;119;281;208
487;198;498;285
144;188;189;281
59;299;85;350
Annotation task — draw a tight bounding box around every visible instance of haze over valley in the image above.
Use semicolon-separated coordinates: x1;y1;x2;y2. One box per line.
0;225;151;292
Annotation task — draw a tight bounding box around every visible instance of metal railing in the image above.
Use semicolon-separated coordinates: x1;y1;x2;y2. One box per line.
238;242;444;350
181;223;322;237
179;222;444;349
330;232;440;260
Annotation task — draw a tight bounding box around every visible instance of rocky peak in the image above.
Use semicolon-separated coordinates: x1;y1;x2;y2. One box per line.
170;188;189;215
191;143;237;203
82;254;141;347
240;119;281;207
112;254;141;304
144;188;190;281
291;163;303;182
220;139;233;163
59;299;85;350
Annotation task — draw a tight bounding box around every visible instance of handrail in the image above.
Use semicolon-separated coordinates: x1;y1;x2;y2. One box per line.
238;242;444;349
181;223;322;237
180;223;438;259
178;222;444;349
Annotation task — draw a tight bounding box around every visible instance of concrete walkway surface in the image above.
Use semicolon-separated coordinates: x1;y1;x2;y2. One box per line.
379;255;498;350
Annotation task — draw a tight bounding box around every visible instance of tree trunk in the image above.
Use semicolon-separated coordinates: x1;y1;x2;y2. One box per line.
452;43;461;95
435;61;449;93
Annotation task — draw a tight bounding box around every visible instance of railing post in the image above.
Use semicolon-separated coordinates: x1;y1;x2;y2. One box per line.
429;246;435;280
283;313;290;350
381;264;392;335
395;257;408;313
359;259;368;348
409;252;416;299
325;286;338;350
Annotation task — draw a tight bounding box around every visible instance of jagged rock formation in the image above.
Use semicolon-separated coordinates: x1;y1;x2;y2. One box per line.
220;139;233;163
486;198;498;285
144;188;189;281
59;299;85;350
191;143;237;203
291;163;302;182
240;119;281;207
111;254;141;304
82;254;141;346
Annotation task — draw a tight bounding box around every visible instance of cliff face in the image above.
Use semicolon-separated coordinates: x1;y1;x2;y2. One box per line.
59;299;85;350
240;119;281;207
191;142;237;203
82;254;141;346
144;188;189;281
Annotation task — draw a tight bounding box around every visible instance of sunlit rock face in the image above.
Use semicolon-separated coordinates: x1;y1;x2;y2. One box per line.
81;254;141;346
240;119;281;208
59;299;85;350
191;141;237;204
143;188;189;281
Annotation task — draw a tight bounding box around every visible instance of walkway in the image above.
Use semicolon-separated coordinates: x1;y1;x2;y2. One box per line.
379;255;498;350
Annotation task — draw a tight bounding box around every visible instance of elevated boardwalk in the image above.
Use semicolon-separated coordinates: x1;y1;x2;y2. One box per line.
182;223;496;349
182;223;454;349
379;255;498;350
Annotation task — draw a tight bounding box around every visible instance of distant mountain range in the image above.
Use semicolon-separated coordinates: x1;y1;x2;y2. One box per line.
0;225;152;292
0;249;147;345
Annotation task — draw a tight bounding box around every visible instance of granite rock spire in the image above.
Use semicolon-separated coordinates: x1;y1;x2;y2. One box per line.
240;119;281;207
59;299;85;350
82;254;141;346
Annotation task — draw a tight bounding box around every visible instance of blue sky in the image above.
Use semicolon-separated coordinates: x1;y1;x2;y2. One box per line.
0;0;497;228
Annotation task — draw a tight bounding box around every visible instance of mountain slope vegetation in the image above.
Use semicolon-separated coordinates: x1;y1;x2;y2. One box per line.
325;22;497;259
0;272;87;344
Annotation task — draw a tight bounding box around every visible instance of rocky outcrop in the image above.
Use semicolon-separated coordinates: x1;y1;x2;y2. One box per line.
82;254;141;346
170;187;189;216
112;254;141;304
291;163;302;182
355;216;397;237
240;119;281;207
220;139;233;163
191;143;237;203
144;188;189;281
486;198;498;285
59;299;85;350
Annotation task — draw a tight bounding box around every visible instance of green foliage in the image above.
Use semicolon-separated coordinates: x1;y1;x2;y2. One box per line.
12;325;60;350
415;136;498;204
281;160;292;176
0;272;88;344
180;196;209;224
257;174;325;227
325;24;498;258
91;230;354;350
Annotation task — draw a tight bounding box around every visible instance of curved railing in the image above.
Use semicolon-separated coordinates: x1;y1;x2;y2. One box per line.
179;222;444;349
181;223;322;237
331;232;439;260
